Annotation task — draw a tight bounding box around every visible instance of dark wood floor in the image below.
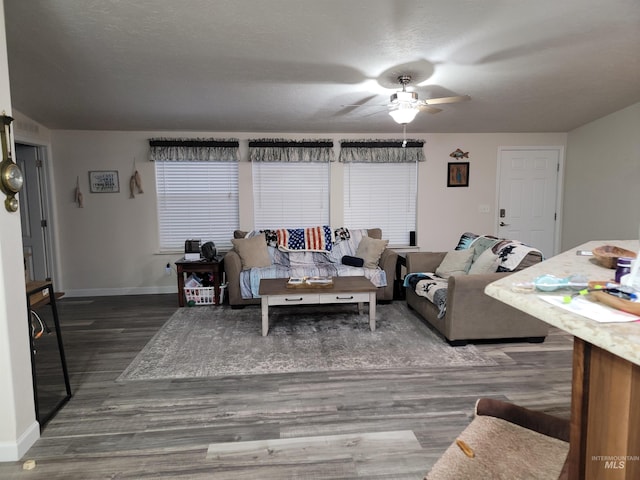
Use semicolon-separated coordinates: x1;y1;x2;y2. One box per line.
0;294;573;479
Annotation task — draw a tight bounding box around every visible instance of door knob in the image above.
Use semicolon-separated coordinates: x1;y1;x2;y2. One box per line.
499;221;510;227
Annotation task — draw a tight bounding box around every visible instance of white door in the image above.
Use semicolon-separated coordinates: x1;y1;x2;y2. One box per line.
18;144;52;281
497;147;560;258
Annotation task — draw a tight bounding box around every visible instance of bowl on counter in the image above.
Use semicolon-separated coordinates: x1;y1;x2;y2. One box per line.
592;245;637;269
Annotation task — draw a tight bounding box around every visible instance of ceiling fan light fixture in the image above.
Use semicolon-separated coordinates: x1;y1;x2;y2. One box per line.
389;104;419;124
389;78;420;124
390;91;418;105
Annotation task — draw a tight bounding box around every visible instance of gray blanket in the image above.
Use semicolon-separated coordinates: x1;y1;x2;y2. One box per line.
404;273;449;318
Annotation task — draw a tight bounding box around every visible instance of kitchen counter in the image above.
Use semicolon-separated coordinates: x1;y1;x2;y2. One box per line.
486;240;640;480
485;239;640;366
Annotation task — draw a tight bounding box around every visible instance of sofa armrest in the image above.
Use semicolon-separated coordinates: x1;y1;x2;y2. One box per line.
447;272;510;302
372;248;397;301
379;248;398;280
224;250;244;305
406;252;446;274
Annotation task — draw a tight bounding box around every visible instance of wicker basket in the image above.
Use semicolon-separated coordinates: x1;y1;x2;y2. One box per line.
184;287;215;305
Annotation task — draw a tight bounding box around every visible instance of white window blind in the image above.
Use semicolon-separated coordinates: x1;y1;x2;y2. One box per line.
252;162;330;229
343;162;417;246
155;161;239;251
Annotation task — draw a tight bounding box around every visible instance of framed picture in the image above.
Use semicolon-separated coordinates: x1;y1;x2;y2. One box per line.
89;170;120;193
447;162;469;187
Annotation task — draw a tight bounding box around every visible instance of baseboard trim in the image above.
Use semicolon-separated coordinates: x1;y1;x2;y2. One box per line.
0;421;40;462
64;286;177;297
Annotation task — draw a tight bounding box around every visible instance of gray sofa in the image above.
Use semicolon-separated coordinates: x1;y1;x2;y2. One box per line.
405;244;549;346
225;228;397;307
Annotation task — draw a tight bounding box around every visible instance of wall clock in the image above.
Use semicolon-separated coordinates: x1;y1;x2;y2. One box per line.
0;114;23;212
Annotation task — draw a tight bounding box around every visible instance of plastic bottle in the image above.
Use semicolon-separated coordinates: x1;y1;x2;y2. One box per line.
615;257;633;284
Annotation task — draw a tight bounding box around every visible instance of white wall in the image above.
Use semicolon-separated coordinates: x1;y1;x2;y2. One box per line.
49;129;566;295
418;133;567;251
0;0;40;461
51;131;171;296
562;102;640;249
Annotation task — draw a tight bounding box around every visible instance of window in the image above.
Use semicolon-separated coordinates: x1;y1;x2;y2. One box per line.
155;161;239;251
343;162;417;246
252;161;330;229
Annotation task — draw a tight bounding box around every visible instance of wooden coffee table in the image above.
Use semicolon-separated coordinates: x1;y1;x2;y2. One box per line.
258;276;377;336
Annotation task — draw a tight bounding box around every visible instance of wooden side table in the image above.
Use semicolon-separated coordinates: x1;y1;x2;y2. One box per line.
175;257;224;307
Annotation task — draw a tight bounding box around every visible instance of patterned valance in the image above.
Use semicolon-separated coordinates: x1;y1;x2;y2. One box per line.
338;139;425;163
249;139;334;163
149;138;239;162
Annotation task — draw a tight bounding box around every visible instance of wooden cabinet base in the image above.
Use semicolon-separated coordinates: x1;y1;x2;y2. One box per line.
569;337;640;479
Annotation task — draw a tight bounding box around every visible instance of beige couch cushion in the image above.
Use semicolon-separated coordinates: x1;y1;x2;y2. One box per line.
355;235;389;269
468;249;500;274
435;249;474;278
231;234;271;270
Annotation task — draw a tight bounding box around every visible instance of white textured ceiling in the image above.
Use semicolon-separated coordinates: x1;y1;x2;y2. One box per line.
4;0;640;133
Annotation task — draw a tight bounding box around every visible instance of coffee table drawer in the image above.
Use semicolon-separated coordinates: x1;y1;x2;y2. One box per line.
319;292;371;304
267;294;320;306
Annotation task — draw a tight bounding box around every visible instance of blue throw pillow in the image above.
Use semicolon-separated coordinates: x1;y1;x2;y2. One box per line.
455;232;478;250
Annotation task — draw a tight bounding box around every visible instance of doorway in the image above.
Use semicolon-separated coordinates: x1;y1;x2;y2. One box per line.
17;143;55;283
497;147;562;258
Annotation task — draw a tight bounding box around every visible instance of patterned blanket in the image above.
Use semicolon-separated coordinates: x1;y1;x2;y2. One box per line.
242;265;387;299
494;240;542;272
456;232;544;271
403;233;544;319
404;273;449;319
239;228;386;299
265;225;333;252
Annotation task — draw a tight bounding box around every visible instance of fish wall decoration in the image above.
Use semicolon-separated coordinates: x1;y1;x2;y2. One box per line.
450;148;469;159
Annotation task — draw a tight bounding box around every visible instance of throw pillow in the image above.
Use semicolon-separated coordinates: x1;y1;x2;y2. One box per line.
468;248;500;274
471;236;500;261
231;234;271;270
454;232;479;250
342;255;364;267
435;249;474;278
334;227;351;243
355;236;389;269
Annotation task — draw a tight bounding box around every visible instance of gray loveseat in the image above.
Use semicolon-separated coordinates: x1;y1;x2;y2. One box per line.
405;234;549;345
225;227;397;307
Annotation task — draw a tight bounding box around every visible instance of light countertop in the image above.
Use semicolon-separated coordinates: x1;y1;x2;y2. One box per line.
485;240;640;366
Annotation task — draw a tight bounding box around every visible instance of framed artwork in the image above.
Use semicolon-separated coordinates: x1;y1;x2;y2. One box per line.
447;162;469;187
89;170;120;193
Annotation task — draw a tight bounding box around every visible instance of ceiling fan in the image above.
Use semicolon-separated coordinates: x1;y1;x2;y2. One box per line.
346;75;471;125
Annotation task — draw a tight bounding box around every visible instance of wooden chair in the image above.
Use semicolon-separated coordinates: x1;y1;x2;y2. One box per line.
425;398;569;479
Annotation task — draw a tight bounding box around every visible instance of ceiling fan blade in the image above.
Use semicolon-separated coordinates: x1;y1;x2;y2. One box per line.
423;95;471;105
425;95;471;105
418;105;443;114
340;104;387;108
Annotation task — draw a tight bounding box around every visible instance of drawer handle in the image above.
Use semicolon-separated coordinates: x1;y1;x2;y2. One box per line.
285;297;303;302
336;295;354;300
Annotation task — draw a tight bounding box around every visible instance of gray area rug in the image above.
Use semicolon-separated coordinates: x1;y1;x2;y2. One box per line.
118;302;496;381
